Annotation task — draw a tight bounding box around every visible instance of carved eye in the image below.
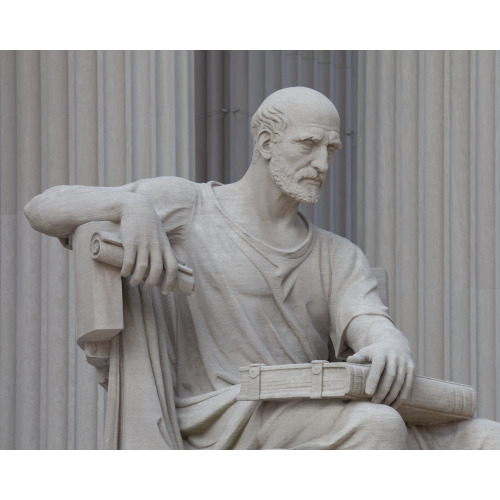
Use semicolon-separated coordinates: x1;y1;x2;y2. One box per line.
300;139;315;151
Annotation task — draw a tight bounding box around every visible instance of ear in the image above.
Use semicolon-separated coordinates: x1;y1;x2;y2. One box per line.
256;130;272;160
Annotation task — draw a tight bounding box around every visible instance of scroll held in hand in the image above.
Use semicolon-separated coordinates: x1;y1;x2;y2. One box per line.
90;229;195;295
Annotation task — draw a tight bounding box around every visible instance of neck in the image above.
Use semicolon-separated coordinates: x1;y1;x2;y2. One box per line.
213;160;308;248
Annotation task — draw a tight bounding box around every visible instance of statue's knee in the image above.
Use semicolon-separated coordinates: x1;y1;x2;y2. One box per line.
354;402;407;444
371;404;405;430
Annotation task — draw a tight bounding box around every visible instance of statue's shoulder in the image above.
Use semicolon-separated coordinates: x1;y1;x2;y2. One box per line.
313;225;365;261
313;225;355;248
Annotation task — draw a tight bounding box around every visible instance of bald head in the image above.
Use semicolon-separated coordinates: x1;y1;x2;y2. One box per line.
256;86;339;118
250;87;341;158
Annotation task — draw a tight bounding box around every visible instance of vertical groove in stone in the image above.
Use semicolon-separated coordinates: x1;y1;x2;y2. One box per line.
376;51;397;310
394;51;419;362
15;50;42;449
124;51;133;184
416;51;426;377
468;51;478;394
40;50;70;449
73;51;99;449
356;51;367;254
357;50;500;418
495;51;500;421
422;51;445;380
176;51;195;180
448;52;471;386
227;50;249;184
149;52;157;179
131;51;151;181
194;51;208;183
0;51;17;450
442;51;451;382
206;51;225;183
474;51;496;419
66;51;77;449
155;51;175;177
103;51;127;186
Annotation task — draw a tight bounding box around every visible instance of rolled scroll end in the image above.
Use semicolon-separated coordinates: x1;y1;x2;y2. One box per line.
90;230;195;295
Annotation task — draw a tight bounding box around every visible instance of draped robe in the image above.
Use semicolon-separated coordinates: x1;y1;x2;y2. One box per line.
103;178;500;449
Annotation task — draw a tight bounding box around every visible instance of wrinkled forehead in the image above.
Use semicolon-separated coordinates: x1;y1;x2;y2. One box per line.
284;100;340;131
267;89;340;131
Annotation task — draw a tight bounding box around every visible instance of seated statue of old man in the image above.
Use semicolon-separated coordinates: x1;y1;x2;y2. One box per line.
24;86;500;449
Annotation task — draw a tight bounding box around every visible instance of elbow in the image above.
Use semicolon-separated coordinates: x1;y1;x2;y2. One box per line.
24;196;42;230
24;191;61;236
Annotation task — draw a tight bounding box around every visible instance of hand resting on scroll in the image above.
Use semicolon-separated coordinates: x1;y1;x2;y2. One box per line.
119;194;179;294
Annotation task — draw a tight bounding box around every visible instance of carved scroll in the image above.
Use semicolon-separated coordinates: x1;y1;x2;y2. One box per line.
90;229;194;295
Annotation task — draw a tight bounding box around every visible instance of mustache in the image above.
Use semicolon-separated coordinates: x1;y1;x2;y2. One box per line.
296;168;324;183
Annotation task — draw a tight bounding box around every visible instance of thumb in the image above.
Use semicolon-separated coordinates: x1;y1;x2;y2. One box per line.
346;351;371;365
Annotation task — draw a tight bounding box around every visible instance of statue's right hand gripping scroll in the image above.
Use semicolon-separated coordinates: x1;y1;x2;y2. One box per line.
119;194;179;294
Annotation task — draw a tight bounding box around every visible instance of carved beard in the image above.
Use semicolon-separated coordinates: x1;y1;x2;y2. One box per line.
269;153;323;205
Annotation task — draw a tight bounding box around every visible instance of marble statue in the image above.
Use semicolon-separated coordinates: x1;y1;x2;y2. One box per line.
24;86;500;449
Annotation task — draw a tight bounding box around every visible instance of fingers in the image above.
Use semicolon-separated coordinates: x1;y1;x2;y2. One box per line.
371;356;415;407
391;361;415;409
364;354;386;398
121;228;180;292
143;244;164;290
379;361;405;406
121;241;136;278
371;356;397;404
130;246;149;286
161;245;178;295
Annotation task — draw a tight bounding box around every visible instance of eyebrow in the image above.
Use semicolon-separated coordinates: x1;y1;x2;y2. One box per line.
291;131;341;149
292;130;326;143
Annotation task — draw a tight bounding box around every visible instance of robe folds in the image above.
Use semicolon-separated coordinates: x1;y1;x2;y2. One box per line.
103;178;500;449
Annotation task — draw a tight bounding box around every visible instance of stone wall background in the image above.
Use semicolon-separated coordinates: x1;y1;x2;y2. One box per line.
357;51;500;421
1;50;499;449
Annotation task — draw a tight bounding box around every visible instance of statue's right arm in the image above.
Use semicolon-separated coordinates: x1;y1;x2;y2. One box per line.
24;178;180;293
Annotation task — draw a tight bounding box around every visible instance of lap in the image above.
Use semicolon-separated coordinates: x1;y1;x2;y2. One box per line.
234;399;408;450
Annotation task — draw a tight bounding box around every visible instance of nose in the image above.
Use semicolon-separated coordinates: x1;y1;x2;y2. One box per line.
311;146;329;174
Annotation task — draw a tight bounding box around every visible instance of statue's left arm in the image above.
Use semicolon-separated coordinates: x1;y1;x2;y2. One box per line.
329;240;415;409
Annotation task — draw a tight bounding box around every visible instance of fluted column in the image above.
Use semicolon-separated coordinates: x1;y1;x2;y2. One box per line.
0;50;195;449
357;50;500;419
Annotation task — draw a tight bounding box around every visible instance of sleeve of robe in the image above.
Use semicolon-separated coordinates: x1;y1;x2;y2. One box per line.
328;239;395;360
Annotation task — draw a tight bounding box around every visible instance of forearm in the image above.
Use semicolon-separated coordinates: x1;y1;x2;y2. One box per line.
346;315;411;354
24;184;143;237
